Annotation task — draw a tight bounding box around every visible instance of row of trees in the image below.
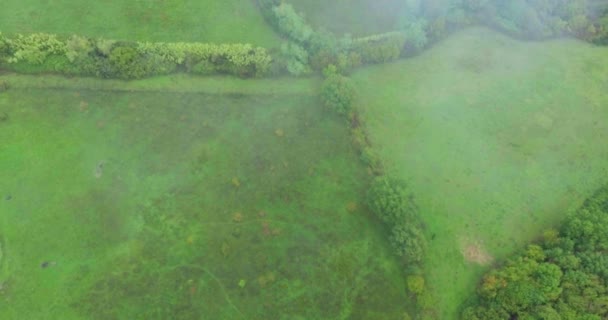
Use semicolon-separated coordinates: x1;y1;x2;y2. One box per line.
258;0;429;76
318;61;433;318
0;32;272;79
389;0;608;43
462;186;608;319
258;0;608;77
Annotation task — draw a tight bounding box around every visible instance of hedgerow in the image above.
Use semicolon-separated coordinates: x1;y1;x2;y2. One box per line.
0;33;272;79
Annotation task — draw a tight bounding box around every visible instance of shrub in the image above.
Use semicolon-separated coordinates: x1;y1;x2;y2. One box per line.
360;146;384;175
94;38;116;57
367;175;426;263
6;33;66;64
407;274;426;295
390;223;427;263
65;35;94;62
108;46;150;79
367;176;417;225
402;19;429;52
272;3;314;44
0;33;9;60
0;32;272;79
351;32;406;64
321;65;356;115
280;42;310;76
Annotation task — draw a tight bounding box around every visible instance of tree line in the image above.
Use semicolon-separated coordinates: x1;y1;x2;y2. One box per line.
462;186;608;319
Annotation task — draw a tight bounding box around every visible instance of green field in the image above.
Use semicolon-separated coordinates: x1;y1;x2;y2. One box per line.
0;0;280;46
0;86;413;319
1;0;608;317
353;27;608;318
290;0;405;36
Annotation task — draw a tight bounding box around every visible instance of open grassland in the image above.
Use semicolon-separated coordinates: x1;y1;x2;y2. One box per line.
353;27;608;319
0;87;410;319
290;0;405;36
0;0;280;46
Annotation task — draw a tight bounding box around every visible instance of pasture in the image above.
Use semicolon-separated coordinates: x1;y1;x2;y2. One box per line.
353;27;608;319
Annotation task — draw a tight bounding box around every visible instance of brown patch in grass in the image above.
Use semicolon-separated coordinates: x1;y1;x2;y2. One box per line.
460;237;494;266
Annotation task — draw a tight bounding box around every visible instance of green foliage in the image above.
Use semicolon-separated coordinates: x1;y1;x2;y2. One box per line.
94;38;116;56
321;65;356;115
5;33;66;64
407;275;426;295
367;176;417;225
462;185;608;319
0;32;272;79
108;46;150;79
65;35;94;63
402;19;429;52
280;42;310;76
391;224;427;263
351;32;406;64
0;33;9;60
272;3;314;44
367;175;427;264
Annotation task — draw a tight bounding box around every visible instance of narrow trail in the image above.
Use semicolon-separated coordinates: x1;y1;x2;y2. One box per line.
0;73;319;96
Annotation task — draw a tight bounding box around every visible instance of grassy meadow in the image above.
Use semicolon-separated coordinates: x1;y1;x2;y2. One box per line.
0;86;413;319
0;0;280;46
353;27;608;319
290;0;405;36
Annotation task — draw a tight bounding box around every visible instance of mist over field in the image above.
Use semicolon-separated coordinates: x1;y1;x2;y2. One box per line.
1;0;608;319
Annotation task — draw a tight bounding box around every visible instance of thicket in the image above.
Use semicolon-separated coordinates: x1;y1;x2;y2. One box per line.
367;176;426;265
462;185;608;319
320;65;356;115
0;32;272;79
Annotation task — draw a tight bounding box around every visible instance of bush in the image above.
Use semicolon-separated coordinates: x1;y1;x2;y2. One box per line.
367;175;426;264
0;32;272;79
280;42;310;76
367;176;417;225
402;19;429;52
391;224;427;263
108;46;150;79
6;33;66;64
272;3;314;45
0;33;9;60
320;65;356;115
351;32;406;64
65;35;94;62
407;275;426;295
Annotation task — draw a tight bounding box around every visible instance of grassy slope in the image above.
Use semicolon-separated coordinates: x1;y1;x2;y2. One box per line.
0;88;409;319
0;0;280;47
290;0;405;36
353;27;608;319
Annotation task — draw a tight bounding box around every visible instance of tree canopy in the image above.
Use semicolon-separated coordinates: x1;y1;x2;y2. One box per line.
462;186;608;320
